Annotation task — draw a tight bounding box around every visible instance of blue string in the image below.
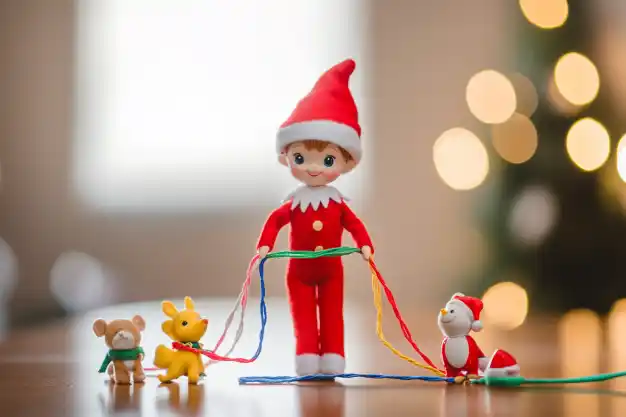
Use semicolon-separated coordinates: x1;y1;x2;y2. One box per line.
239;373;453;384
246;258;269;361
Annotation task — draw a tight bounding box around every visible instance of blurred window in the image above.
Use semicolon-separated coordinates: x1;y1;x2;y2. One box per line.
73;0;364;211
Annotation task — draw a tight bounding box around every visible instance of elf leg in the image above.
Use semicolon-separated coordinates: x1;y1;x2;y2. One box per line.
318;266;345;374
287;265;320;375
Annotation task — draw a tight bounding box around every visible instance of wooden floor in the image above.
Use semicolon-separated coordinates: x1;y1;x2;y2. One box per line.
1;297;625;416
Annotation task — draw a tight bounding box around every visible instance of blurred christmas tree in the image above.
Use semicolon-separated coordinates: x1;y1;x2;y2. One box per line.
474;0;626;315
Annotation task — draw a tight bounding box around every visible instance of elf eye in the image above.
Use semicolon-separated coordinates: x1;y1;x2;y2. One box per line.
323;155;335;167
293;153;304;165
181;321;188;326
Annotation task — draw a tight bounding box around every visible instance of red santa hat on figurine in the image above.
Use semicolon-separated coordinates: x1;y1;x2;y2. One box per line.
276;59;363;163
449;293;483;332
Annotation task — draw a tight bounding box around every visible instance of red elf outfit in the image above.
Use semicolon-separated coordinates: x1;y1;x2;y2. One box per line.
256;59;373;375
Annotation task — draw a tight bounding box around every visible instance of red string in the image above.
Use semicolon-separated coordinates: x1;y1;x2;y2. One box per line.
171;342;256;363
369;259;443;372
212;254;258;352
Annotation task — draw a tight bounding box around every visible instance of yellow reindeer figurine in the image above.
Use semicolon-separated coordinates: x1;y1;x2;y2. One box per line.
154;296;209;384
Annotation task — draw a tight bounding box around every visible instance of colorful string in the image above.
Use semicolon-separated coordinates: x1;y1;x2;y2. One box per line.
368;259;444;375
206;254;259;366
174;255;268;363
239;373;453;385
171;247;440;370
370;261;445;376
144;255;260;372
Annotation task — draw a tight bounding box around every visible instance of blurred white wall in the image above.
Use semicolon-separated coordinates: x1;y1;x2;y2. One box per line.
0;0;508;323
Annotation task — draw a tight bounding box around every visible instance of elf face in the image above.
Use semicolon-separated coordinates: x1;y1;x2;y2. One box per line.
281;142;355;186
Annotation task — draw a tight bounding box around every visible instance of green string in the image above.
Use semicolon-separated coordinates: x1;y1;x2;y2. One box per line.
265;247;361;259
473;371;626;387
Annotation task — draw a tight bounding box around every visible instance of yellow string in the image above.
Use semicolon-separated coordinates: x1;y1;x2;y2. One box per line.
370;262;445;376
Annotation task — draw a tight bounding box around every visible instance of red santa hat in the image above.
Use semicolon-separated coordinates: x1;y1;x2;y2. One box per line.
276;59;362;163
450;293;483;332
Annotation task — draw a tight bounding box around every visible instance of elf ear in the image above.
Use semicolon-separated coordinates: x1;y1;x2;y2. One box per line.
162;320;174;339
93;319;107;337
278;153;288;166
131;315;146;331
162;300;178;318
184;296;195;311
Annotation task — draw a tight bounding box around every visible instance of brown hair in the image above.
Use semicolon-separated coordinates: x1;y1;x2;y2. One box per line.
286;140;353;162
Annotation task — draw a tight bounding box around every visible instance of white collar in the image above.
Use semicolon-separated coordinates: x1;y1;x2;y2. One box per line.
283;185;348;212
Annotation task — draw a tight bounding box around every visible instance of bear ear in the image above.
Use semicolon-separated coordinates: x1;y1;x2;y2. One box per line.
162;301;178;318
131;315;146;331
184;296;195;311
93;319;107;337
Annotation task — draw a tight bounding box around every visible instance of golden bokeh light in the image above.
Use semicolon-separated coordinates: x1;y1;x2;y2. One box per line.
616;134;626;182
482;281;529;330
466;70;517;124
509;73;539;117
608;299;626;382
491;113;538;164
554;52;600;106
519;0;568;29
566;118;610;172
433;128;489;191
558;309;601;377
547;74;582;116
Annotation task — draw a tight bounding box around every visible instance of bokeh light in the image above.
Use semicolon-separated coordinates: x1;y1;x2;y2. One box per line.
608;299;626;376
50;251;117;312
509;73;539;117
491;113;538;164
566;118;610;172
519;0;568;29
433;128;489;191
466;70;517;124
558;309;601;377
617;134;626;182
482;281;529;330
547;74;582;116
508;186;558;246
554;52;600;106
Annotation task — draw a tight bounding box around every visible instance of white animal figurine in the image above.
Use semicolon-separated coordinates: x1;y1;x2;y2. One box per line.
438;293;520;381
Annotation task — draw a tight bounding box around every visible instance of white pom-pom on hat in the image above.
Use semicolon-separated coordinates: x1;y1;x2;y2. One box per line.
471;320;483;332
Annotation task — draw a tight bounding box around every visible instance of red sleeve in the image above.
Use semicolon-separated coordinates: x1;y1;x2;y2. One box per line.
256;202;291;251
341;202;374;252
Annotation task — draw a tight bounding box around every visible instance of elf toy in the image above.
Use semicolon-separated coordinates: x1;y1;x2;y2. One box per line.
256;59;373;375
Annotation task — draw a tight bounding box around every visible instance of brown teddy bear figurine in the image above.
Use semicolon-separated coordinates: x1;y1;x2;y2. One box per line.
94;315;146;384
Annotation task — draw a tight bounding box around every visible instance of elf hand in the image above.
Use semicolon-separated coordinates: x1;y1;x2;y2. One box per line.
258;246;270;259
360;245;372;261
